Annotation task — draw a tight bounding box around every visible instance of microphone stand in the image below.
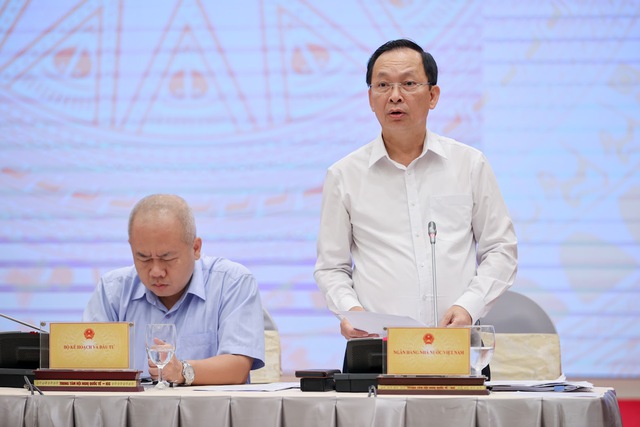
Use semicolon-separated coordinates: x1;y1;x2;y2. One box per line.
0;312;47;332
428;222;438;327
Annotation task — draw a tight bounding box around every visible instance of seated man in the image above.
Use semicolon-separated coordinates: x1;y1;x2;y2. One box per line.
83;194;265;385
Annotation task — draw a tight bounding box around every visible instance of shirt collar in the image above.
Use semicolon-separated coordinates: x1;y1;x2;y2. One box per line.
425;129;448;160
132;259;207;308
368;134;389;167
368;129;448;168
185;259;206;300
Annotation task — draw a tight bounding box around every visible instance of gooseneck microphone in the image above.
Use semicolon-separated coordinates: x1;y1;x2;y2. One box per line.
428;221;438;326
0;312;47;332
428;221;437;244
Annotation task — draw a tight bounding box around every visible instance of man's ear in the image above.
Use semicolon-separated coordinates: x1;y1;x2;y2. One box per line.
193;237;202;260
368;88;375;112
429;85;441;109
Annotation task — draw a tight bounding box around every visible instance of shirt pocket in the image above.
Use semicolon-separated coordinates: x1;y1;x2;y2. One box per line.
429;195;473;242
177;332;216;360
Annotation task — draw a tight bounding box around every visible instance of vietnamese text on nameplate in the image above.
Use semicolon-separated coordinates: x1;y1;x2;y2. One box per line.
386;327;470;375
49;322;130;369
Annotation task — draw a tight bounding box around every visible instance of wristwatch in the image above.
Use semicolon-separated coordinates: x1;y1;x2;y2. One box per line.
181;360;195;386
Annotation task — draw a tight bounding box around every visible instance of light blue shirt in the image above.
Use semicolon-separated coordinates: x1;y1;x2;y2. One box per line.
83;255;265;376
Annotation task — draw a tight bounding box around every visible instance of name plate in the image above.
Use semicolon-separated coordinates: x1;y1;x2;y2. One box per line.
386;327;470;375
49;322;131;369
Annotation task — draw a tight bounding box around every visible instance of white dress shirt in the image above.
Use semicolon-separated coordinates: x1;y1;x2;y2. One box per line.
314;130;517;325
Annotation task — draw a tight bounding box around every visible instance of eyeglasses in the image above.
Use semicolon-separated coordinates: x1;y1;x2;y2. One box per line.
368;81;431;94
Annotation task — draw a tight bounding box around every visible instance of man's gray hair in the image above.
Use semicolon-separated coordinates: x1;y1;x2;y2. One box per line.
128;194;197;243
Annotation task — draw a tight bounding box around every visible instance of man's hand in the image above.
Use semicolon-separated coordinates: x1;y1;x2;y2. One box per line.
148;354;183;384
439;305;472;327
147;337;183;384
340;306;380;340
148;353;252;386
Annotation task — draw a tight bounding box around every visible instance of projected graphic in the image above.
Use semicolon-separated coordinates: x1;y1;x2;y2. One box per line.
0;0;638;377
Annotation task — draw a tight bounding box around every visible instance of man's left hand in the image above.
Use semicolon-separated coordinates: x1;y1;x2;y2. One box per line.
148;355;183;384
439;305;472;327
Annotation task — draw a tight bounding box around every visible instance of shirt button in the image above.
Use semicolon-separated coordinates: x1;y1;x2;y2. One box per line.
420;263;425;267
422;295;427;301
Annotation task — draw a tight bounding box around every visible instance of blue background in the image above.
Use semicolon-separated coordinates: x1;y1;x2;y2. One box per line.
0;0;638;378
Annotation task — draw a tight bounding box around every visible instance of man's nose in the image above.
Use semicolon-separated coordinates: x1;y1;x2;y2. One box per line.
150;261;166;277
389;84;403;102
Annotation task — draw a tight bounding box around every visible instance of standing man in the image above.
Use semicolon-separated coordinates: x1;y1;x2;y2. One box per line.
83;194;265;385
314;39;517;340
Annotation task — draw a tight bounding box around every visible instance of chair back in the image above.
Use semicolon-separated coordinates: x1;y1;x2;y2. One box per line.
480;290;562;380
481;290;557;333
250;307;282;383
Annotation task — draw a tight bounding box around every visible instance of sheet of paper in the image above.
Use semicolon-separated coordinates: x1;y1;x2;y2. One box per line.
486;377;593;393
489;391;601;398
194;382;300;392
338;311;426;336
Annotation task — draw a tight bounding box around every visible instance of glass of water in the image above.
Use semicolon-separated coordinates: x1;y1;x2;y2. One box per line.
145;323;177;390
468;324;495;378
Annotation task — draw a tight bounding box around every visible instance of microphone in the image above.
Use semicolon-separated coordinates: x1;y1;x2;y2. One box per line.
0;313;47;332
0;313;43;382
428;221;437;244
428;221;438;326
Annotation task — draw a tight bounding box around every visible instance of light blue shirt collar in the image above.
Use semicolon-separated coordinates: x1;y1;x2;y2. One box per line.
133;260;207;312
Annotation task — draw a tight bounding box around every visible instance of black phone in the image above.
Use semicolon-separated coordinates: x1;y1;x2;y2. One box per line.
295;369;341;378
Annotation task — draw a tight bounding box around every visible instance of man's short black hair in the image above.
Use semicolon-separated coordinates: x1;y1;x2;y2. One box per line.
366;39;438;87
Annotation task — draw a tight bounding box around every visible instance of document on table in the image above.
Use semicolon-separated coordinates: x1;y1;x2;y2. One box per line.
338;311;426;336
486;377;594;392
194;382;301;392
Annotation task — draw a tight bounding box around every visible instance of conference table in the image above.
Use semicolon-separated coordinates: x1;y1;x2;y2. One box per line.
0;384;622;427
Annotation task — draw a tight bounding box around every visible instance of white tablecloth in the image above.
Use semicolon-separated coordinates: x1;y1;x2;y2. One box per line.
0;386;622;427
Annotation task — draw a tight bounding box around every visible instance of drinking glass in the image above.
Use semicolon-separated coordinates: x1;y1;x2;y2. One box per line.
145;323;177;390
468;324;495;378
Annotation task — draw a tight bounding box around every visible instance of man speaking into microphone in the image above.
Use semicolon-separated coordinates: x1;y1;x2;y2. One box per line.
314;39;518;342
